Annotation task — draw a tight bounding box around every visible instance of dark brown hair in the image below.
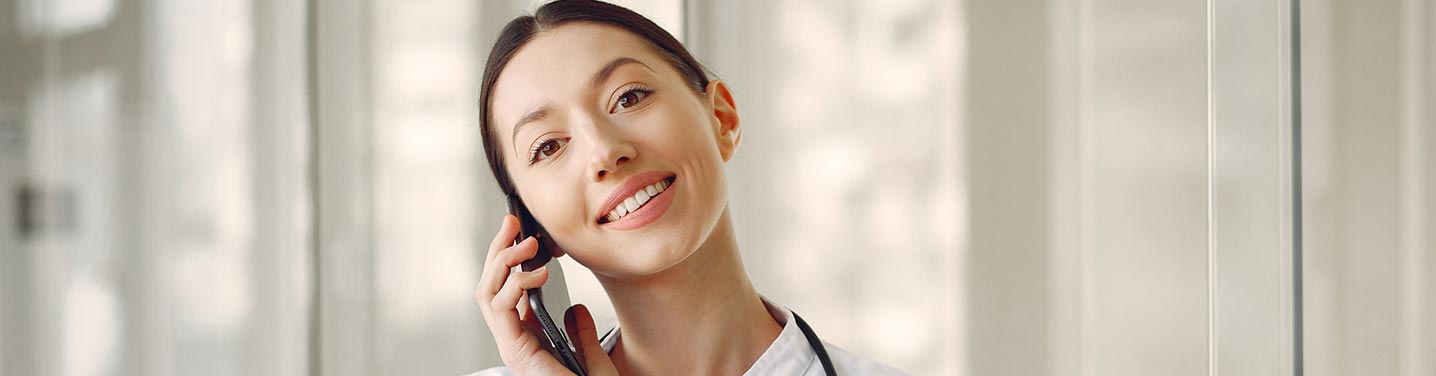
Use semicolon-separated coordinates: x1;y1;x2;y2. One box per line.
479;0;711;197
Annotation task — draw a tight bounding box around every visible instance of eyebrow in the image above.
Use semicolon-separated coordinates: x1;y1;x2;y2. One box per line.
590;57;649;89
510;106;551;159
509;57;654;158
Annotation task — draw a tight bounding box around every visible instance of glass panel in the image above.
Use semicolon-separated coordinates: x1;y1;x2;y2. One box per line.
1211;0;1299;374
0;0;311;375
687;1;964;374
0;0;1344;375
1299;0;1436;375
1067;1;1213;373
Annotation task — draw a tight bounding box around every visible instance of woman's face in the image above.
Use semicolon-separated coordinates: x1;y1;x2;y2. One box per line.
490;22;740;278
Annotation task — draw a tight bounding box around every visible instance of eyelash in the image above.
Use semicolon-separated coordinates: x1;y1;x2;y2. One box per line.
528;137;567;165
611;85;654;113
526;86;655;165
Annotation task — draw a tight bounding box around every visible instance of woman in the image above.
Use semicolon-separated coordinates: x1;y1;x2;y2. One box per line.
472;1;907;375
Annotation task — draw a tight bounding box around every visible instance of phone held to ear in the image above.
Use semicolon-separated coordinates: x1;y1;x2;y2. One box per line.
507;196;588;376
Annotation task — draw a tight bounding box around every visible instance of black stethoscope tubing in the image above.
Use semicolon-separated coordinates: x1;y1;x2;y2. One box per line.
792;312;838;376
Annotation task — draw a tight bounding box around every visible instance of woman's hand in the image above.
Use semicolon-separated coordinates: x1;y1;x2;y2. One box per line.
477;215;618;375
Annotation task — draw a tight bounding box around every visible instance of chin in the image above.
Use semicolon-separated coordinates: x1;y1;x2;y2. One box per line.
584;234;701;278
580;197;728;278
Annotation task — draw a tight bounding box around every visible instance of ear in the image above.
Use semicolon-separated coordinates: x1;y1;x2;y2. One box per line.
706;80;742;162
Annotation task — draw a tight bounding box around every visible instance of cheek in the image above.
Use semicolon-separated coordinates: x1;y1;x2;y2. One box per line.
513;166;588;231
647;106;729;203
644;104;720;159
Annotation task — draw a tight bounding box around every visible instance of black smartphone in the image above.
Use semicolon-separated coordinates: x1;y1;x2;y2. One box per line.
507;195;587;376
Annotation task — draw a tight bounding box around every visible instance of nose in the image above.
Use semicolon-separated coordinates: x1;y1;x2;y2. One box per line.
578;117;635;182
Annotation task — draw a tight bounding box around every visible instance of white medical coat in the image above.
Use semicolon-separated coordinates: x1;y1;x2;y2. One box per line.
466;297;909;375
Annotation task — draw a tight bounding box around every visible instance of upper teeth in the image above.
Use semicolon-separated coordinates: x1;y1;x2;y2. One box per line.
606;179;669;223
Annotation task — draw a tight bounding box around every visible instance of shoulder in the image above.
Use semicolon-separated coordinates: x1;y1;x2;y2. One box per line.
821;340;912;376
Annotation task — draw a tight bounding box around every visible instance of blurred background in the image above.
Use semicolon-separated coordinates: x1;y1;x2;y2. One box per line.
0;0;1432;375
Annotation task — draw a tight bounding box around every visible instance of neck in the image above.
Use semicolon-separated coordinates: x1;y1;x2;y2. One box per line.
594;210;782;376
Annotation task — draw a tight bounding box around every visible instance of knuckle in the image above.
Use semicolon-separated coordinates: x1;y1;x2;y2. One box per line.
502;243;525;262
504;244;532;266
506;270;523;285
496;248;515;266
490;295;508;312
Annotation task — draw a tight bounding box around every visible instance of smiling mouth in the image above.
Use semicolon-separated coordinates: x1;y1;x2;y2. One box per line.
598;176;676;224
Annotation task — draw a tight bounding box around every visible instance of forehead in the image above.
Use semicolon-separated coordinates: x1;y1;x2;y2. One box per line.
490;22;672;129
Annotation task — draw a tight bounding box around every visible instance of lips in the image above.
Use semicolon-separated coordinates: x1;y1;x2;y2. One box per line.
596;171;676;227
601;178;670;223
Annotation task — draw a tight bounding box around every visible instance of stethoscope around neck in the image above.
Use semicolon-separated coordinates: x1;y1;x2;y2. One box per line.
600;311;837;376
792;312;838;376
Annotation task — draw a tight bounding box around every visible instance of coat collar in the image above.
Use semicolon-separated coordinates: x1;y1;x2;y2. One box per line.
597;296;820;375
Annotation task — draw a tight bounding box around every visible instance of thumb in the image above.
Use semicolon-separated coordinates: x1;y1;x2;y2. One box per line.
564;304;617;374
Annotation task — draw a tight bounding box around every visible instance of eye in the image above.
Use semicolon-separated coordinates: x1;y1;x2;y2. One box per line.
611;87;653;113
528;138;568;164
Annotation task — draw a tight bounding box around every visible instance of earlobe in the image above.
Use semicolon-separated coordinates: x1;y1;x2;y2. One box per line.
708;81;742;162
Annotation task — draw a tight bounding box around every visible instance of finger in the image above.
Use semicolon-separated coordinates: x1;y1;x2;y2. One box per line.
493;266;549;314
480;236;538;298
490;266;550;339
563;305;586;366
486;215;520;266
517;290;534;321
566;304;616;373
477;238;530;321
514;291;549;351
478;215;522;306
